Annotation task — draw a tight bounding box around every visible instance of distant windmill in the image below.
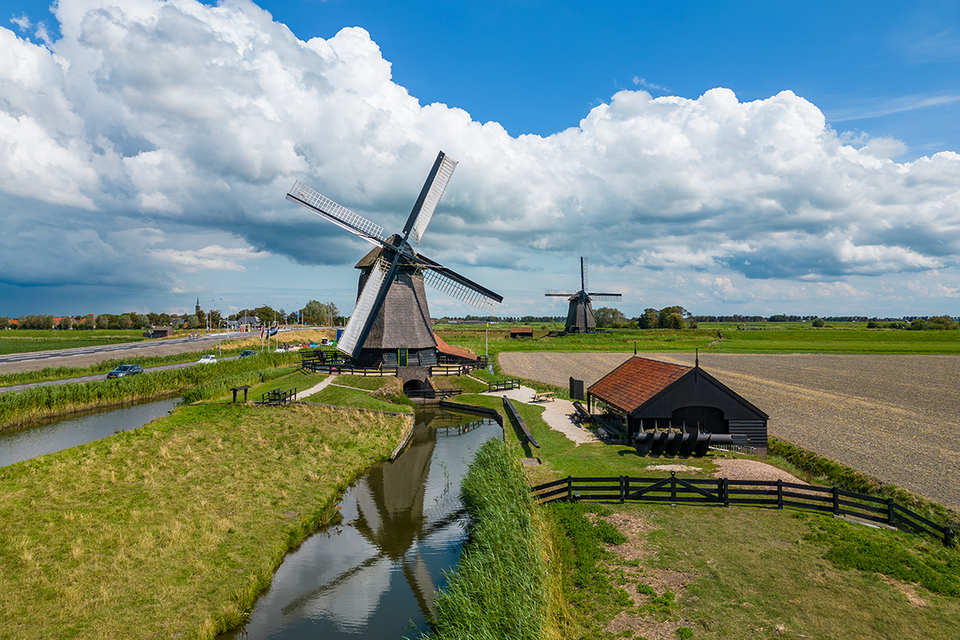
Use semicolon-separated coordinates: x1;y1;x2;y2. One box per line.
285;151;502;368
545;257;622;333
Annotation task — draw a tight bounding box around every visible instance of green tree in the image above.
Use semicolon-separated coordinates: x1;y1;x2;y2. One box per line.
928;315;957;330
594;307;626;328
812;318;825;328
637;308;659;329
117;314;132;329
58;316;74;330
186;314;199;329
658;306;688;329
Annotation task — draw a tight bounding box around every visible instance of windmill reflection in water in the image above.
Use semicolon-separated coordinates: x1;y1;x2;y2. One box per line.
270;411;497;636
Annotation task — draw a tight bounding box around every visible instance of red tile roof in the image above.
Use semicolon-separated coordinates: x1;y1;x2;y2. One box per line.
587;356;691;413
432;332;478;360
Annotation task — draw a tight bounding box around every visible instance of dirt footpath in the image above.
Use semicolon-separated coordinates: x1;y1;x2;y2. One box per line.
0;340;220;375
499;351;960;511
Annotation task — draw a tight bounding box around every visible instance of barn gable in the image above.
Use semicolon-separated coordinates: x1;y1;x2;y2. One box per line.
587;356;769;451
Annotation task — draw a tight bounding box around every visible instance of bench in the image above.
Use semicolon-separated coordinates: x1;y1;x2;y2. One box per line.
230;385;251;403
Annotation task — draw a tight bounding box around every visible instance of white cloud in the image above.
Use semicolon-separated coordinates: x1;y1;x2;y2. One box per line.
0;0;958;316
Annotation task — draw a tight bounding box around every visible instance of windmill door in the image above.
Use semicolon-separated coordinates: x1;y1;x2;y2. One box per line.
398;348;408;366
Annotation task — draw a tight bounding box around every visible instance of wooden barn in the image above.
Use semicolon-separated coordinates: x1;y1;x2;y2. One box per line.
587;356;768;452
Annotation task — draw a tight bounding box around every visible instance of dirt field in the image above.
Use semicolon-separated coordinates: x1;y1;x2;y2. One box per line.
499;352;960;511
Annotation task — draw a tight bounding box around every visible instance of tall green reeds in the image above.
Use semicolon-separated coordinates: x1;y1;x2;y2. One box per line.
0;353;295;430
426;438;548;640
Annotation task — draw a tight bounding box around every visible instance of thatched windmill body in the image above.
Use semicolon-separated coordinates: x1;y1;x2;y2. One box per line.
545;257;622;333
286;152;502;368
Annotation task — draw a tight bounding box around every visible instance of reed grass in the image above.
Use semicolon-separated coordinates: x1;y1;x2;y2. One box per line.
425;438;550;640
0;354;298;431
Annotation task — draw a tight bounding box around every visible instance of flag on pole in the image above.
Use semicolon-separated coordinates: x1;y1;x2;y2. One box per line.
260;325;265;339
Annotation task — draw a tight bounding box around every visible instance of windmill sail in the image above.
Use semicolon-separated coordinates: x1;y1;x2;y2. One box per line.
416;253;503;313
337;257;390;356
286;181;384;246
404;152;458;245
544;256;622;333
287;151;501;363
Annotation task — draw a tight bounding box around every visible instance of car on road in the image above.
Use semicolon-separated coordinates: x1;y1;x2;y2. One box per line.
106;364;143;379
198;354;217;364
239;350;257;358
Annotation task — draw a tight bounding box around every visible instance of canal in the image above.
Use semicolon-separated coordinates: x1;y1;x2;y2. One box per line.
221;407;502;639
0;396;181;468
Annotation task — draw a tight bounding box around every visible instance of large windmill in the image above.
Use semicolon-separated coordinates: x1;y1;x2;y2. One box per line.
286;151;501;369
545;257;622;333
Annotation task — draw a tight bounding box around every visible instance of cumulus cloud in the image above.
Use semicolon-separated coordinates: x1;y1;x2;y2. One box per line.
0;0;958;315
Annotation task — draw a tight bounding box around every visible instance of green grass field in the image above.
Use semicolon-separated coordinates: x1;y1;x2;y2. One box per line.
436;322;960;361
0;329;148;355
0;402;410;639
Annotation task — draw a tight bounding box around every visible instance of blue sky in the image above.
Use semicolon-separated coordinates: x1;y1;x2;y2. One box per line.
1;0;958;319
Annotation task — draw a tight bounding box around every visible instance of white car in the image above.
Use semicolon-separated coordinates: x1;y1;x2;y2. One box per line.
198;354;217;364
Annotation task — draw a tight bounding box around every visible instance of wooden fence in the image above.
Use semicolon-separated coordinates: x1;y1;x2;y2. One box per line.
531;472;955;547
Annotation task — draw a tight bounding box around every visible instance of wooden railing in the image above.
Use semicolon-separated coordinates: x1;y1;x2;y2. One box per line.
502;396;539;448
259;387;297;406
531;473;955;547
487;378;521;392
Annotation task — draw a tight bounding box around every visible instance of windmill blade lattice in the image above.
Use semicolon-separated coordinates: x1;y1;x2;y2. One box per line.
406;153;458;245
415;252;502;313
286;181;385;246
336;257;390;356
589;293;622;301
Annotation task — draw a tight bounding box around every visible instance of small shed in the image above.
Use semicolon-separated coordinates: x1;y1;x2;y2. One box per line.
510;327;534;339
587;356;768;451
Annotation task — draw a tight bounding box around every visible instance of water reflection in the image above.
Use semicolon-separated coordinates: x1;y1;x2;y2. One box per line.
0;397;181;467
223;409;500;639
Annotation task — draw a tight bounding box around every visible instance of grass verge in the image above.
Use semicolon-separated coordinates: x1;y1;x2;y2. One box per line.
0;402;410;639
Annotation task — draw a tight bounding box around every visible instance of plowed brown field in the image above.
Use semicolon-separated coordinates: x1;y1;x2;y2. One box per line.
500;352;960;511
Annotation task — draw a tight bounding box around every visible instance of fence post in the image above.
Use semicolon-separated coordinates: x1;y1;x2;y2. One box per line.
567;475;572;502
719;478;728;507
620;475;625;505
670;472;677;503
832;486;840;516
945;527;955;547
777;478;783;509
887;498;896;527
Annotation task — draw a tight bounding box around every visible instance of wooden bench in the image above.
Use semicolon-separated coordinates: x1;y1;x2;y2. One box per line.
230;385;251;403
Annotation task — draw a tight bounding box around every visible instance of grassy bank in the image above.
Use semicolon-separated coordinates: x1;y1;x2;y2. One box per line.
0;402;410;639
0;353;300;431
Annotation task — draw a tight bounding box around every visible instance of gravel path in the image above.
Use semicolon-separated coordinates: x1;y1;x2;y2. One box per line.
483;385;599;445
500;352;960;510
